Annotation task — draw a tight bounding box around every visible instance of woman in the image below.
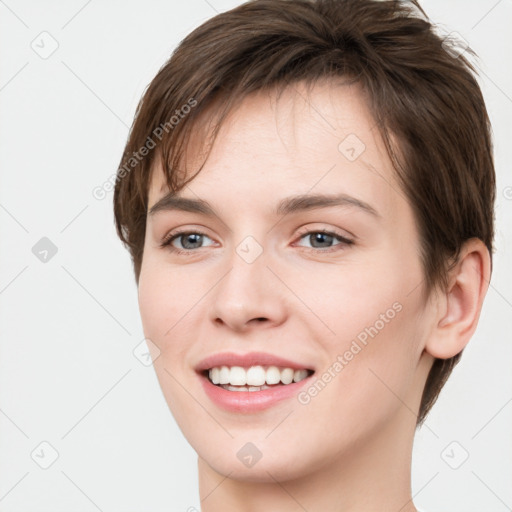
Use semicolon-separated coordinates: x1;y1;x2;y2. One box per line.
113;0;495;510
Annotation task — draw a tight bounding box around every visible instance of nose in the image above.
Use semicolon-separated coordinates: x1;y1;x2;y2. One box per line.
208;243;288;333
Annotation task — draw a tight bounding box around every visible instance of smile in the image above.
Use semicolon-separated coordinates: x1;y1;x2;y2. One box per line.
196;352;316;412
207;365;313;391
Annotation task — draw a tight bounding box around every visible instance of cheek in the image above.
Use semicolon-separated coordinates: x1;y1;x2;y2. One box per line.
138;255;196;339
297;244;424;403
293;249;418;345
137;260;200;418
288;306;422;463
137;255;209;380
138;263;168;339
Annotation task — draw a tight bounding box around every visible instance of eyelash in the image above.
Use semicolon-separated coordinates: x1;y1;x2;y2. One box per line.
160;227;354;256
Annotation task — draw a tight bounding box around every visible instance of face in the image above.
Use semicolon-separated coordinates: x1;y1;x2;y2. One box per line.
138;81;435;482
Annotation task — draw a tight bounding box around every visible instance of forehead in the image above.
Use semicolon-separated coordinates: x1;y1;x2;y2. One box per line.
148;80;405;218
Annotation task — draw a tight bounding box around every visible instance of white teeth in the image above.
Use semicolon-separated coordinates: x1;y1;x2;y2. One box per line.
219;366;230;385
280;368;294;385
207;365;311;388
210;367;220;385
230;366;247;385
222;384;271;392
266;366;281;385
247;366;266;386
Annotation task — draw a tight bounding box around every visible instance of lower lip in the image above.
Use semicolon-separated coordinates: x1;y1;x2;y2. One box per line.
199;372;313;412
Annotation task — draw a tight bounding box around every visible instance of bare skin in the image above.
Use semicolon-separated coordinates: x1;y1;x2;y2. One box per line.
138;80;490;511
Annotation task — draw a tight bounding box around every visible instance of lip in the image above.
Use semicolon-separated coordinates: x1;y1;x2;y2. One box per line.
195;351;315;413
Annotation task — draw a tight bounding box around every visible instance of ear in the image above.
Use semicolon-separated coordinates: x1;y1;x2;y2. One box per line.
425;238;491;360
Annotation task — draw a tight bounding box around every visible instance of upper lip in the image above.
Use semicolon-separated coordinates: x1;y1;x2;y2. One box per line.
195;351;314;373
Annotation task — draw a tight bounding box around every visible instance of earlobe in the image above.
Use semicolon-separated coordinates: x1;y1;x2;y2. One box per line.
425;238;491;360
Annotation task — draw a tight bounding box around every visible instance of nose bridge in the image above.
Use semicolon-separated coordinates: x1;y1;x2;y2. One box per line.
209;233;286;330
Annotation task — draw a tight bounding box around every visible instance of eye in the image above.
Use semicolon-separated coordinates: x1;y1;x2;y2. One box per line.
294;228;354;251
160;227;354;256
160;230;215;254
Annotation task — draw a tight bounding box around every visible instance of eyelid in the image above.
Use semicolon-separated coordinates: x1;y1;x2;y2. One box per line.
294;224;353;241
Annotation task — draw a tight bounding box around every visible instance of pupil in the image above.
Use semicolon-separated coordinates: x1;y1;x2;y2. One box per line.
184;234;201;248
312;233;332;247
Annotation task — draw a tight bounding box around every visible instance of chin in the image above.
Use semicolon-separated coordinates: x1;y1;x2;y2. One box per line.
194;435;331;484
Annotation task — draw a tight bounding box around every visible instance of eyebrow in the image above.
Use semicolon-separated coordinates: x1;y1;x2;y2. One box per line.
148;192;380;219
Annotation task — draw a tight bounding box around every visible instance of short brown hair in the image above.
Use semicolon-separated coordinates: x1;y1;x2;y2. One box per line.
113;0;496;426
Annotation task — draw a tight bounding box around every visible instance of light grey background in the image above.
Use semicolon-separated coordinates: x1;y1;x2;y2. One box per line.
0;1;510;511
